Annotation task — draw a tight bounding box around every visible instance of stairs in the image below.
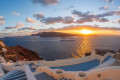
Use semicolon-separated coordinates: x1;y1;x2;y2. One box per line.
102;56;112;63
4;70;27;80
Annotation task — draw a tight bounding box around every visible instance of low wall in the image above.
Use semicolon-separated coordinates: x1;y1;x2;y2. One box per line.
36;51;114;67
36;66;120;80
34;52;116;79
87;66;120;80
38;56;95;67
16;50;110;67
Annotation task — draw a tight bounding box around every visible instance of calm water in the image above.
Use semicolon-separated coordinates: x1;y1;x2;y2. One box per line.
1;35;120;61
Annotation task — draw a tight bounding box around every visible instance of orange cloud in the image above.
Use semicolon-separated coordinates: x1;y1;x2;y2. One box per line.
53;25;120;35
26;17;38;23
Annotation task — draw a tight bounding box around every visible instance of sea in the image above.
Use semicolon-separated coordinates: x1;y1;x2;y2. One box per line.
1;35;120;61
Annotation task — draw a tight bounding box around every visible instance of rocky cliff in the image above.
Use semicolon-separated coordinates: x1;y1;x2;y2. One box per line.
0;40;43;62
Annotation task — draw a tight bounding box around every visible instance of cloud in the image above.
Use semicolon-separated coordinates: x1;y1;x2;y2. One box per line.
72;10;120;18
0;16;5;20
106;10;120;16
41;16;63;24
99;6;109;10
106;0;112;3
0;16;5;25
5;22;24;29
72;10;120;23
96;12;113;18
57;25;120;31
12;12;20;16
33;12;45;20
66;6;74;10
95;10;120;18
36;24;41;26
75;16;109;24
72;10;110;23
18;27;36;31
31;0;59;5
118;6;120;9
41;16;75;24
76;17;93;23
0;21;5;25
117;19;120;24
14;22;24;28
38;10;120;24
72;10;90;17
93;18;109;22
68;6;74;8
63;16;75;24
26;17;38;23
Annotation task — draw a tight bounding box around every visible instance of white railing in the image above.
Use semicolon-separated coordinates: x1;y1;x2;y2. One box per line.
0;65;4;77
0;63;36;80
100;52;114;64
24;65;37;80
89;58;115;71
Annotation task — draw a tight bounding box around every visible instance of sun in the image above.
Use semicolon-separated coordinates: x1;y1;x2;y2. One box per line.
80;29;93;35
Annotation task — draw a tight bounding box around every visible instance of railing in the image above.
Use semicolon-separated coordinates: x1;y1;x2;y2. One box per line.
100;53;114;64
0;65;4;77
0;63;36;80
24;65;37;80
89;58;115;71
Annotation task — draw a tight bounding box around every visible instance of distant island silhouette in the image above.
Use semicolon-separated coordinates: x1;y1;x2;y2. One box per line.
31;32;99;37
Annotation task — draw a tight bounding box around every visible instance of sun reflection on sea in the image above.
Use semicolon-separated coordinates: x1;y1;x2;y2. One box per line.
72;37;92;58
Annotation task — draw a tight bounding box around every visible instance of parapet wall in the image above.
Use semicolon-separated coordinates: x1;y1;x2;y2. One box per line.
36;65;120;80
16;50;114;67
87;66;120;80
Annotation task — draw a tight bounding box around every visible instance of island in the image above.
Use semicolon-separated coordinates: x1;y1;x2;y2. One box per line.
31;32;99;37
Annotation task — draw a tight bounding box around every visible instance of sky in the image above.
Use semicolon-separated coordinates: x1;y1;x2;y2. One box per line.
0;0;120;37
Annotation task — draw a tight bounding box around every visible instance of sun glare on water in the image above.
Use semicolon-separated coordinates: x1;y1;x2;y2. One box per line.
80;29;93;35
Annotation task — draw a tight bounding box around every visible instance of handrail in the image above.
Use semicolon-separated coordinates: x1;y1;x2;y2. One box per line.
0;63;36;80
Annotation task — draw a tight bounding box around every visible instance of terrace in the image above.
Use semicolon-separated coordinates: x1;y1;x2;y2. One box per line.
0;50;119;80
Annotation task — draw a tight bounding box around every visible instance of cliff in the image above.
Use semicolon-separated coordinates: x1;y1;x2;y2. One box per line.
0;40;43;62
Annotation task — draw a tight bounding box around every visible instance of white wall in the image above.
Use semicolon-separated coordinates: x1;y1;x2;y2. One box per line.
87;66;120;80
36;66;120;80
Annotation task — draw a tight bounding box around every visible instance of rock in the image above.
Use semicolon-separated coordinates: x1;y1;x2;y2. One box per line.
0;40;43;62
0;40;6;48
113;53;120;60
85;52;91;56
118;49;120;53
95;49;115;56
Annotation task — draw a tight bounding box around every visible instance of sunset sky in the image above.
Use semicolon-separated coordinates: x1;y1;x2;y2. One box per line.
0;0;120;37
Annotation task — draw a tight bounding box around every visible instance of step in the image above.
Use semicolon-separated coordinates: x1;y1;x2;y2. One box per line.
5;73;26;80
7;71;25;78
